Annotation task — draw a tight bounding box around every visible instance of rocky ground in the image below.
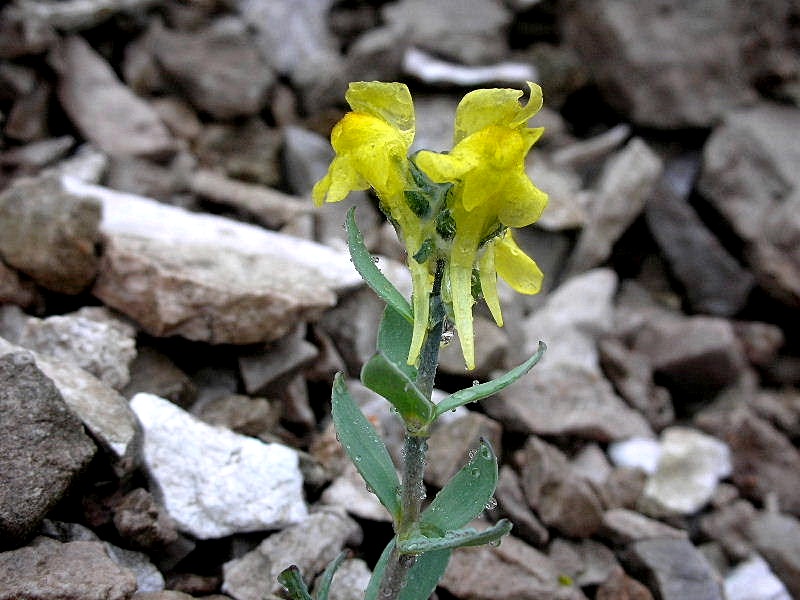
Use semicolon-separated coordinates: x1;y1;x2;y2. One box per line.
1;1;799;599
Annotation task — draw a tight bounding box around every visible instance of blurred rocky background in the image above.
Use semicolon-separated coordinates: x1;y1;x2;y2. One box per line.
0;0;799;599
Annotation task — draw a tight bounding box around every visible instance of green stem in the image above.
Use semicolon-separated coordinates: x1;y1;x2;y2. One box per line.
377;260;445;600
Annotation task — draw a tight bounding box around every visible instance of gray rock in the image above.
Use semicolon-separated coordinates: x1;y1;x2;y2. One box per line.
146;18;273;120
520;436;605;538
18;307;137;391
131;393;307;539
439;532;587;600
222;508;361;600
699;102;800;307
438;314;509;377
62;177;354;345
112;488;179;551
122;345;196;407
700;500;757;562
52;35;174;157
621;538;725;600
695;404;800;516
105;543;165;593
494;466;549;547
646;155;754;316
0;5;57;59
0;260;38;308
0;538;137;600
195;394;279;440
724;555;792;600
733;321;785;369
600;508;687;546
562;0;756;127
0;174;100;294
747;511;800;598
528;157;591;232
599;467;648;511
549;538;619;588
318;287;385;374
0;352;96;543
750;388;800;438
9;0;160;30
320;462;392;523
327;558;371;600
382;0;512;65
4;78;50;142
568;138;663;274
638;427;731;517
238;327;319;395
550;123;631;170
0;336;140;474
596;566;654;600
402;47;537;87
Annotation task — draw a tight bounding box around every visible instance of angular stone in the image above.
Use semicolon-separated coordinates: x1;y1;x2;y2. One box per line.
328;558;371;600
0;174;100;294
596;566;654;600
238;327;319;395
195;394;279;440
104;543;165;593
638;427;731;517
724;555;792;600
112;488;179;551
122;345;196;407
750;388;800;438
61;177;355;344
0;5;57;59
563;1;756;127
646;155;754;316
131;393;307;539
700;500;757;561
0;261;38;308
599;467;648;511
438;314;509;377
0;538;137;600
52;35;174;158
9;0;160;30
0;352;96;543
0;336;140;474
18;307;137;391
320;461;392;523
621;538;724;600
747;511;800;598
699;103;800;307
600;508;687;546
549;538;619;588
401;47;536;87
494;466;549;547
528;157;591;232
146;18;273;119
222;508;360;600
568;138;663;274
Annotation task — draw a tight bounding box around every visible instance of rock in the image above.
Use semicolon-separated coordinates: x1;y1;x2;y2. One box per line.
51;35;174;158
320;461;392;522
700;500;757;562
733;321;785;369
600;508;687;546
0;352;96;544
638;427;731;517
238;327;319;395
122;345;196;407
130;393;307;539
327;558;371;600
0;538;137;600
189;169;310;229
0;5;57;59
438;314;509;377
520;436;605;538
633;315;748;400
9;0;160;30
145;18;273;120
599;338;674;430
134;593;197;600
699;102;800;307
528;157;591;232
695;404;800;516
401;47;537;86
0;336;140;475
104;543;165;593
425;412;503;488
562;0;756;127
18;307;137;391
646;155;754;316
567;138;663;274
194;119;282;187
0;261;39;308
600;467;648;511
571;443;613;486
549;538;619;587
318;287;385;374
724;555;792;600
382;0;512;65
621;538;725;600
439;533;587;600
195;394;279;440
596;566;654;600
487;363;653;442
608;438;661;474
4;78;50;142
112;488;179;551
222;508;361;600
149;96;202;141
61;177;356;344
550;123;631;169
750;389;800;438
0;174;100;294
747;511;800;598
494;466;549;547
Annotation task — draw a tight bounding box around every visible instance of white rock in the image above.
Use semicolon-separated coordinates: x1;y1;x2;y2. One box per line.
130;393;307;539
724;555;792;600
639;426;732;517
608;438;662;474
402;47;537;86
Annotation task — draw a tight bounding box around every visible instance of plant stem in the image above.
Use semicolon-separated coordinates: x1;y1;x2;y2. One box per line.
377;260;445;600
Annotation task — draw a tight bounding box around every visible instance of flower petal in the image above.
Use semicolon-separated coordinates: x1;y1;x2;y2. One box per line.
345;82;415;147
450;262;475;370
478;247;503;327
497;175;548;228
407;256;432;366
415;149;475;183
495;232;543;295
454;82;543;143
312;155;369;205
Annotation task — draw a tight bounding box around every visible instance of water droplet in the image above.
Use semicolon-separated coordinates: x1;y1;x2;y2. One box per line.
372;256;380;264
354;455;362;462
468;449;477;460
365;484;374;494
489;538;501;547
450;408;457;413
484;497;497;510
472;380;480;387
470;467;481;478
480;447;492;460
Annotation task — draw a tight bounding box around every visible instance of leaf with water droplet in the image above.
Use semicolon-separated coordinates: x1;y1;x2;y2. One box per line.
364;539;451;600
420;438;498;533
397;520;512;554
277;565;313;600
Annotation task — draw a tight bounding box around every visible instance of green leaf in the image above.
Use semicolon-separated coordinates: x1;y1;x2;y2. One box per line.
313;551;347;600
398;519;512;554
361;351;435;432
420;438;498;533
277;565;314;600
434;341;546;418
364;539;452;600
331;373;401;519
345;207;412;323
377;304;417;381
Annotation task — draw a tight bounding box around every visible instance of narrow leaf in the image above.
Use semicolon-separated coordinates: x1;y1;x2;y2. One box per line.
434;341;546;418
364;538;452;600
361;351;434;432
377;304;416;380
346;207;413;322
277;565;314;600
313;551;347;600
398;519;513;554
420;438;498;533
363;539;394;600
331;373;401;519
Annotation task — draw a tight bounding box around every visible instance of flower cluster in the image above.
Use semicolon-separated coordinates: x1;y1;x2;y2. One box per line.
313;81;548;370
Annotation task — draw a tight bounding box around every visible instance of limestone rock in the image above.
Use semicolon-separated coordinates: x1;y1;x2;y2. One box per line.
747;511;800;598
327;558;371;600
724;555;792;600
600;509;687;546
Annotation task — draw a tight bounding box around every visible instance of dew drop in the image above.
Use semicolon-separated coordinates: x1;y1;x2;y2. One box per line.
354;455;362;462
468;449;477;460
470;467;481;478
489;538;501;547
484;497;497;510
472;380;480;387
480;447;492;460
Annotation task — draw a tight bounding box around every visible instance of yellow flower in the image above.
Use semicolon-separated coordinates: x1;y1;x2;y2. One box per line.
415;82;548;369
311;81;433;366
